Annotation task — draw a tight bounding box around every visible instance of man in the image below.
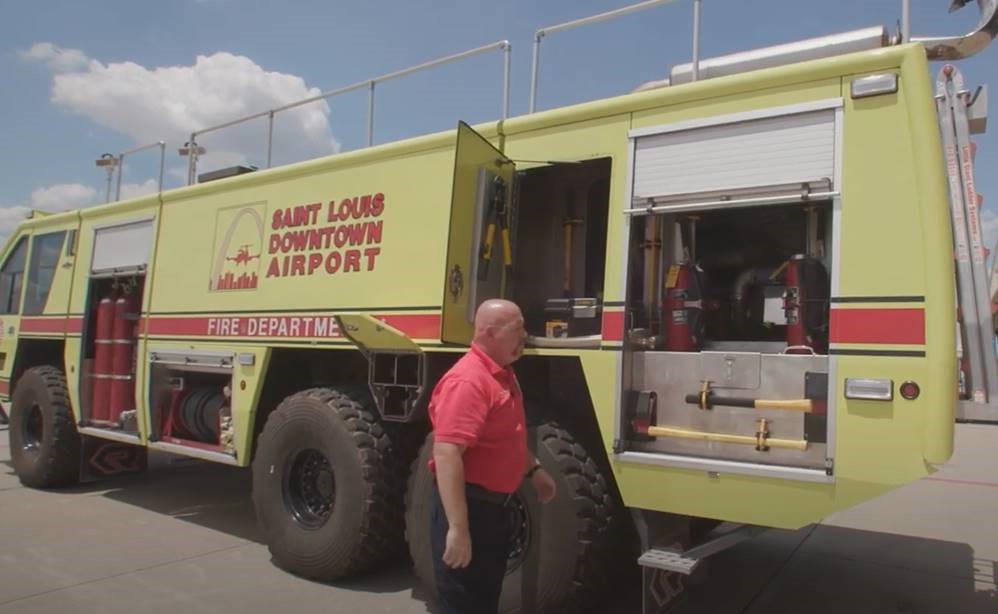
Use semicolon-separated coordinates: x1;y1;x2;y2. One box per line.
428;299;557;614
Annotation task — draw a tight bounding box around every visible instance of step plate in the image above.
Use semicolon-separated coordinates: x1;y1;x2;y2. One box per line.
638;548;700;575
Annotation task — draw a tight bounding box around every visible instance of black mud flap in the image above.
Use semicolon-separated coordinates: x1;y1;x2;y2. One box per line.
642;566;686;613
80;436;147;482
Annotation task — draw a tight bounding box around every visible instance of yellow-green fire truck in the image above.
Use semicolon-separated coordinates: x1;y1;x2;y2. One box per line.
4;2;997;612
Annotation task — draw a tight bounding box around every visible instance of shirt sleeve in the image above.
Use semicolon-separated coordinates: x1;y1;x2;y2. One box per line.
431;377;490;447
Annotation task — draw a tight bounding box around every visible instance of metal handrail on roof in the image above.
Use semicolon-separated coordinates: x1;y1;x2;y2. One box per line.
182;40;511;185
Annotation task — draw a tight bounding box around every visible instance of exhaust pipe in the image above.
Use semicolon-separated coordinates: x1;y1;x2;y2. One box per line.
913;0;998;60
635;0;997;93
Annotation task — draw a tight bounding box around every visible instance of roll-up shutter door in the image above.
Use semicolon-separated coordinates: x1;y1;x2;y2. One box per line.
632;107;837;205
91;219;154;275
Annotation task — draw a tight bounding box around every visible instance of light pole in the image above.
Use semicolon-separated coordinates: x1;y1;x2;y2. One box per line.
95;153;119;203
178;140;206;185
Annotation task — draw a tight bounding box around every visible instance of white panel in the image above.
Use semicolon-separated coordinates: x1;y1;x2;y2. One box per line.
633;109;836;200
91;219;154;273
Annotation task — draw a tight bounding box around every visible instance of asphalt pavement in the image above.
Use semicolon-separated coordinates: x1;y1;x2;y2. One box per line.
0;423;995;613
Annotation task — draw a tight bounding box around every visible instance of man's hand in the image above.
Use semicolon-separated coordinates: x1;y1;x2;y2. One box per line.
443;524;472;568
531;468;557;504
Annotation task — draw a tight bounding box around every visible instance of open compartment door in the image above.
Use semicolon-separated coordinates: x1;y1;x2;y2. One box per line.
441;121;515;344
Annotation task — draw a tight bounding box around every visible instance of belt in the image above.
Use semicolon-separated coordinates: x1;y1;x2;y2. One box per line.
465;483;514;506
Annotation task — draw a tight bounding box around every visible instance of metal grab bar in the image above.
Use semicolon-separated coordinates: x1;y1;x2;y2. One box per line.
186;40;511;185
114;141;165;201
529;0;696;113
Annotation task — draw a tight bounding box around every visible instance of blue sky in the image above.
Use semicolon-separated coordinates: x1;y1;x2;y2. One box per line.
1;0;996;255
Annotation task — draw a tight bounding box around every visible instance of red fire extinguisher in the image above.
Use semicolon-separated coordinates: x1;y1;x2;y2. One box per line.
662;262;704;351
108;292;139;423
91;293;116;422
784;254;829;352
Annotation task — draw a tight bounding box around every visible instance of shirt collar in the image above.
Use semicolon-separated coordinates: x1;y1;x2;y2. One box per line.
470;343;507;377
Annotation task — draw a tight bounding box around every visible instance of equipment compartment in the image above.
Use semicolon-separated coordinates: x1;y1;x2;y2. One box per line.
619;201;833;473
148;354;234;455
511;158;611;343
80;275;145;433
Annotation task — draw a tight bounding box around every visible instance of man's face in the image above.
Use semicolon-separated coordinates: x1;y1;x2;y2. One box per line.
490;315;527;366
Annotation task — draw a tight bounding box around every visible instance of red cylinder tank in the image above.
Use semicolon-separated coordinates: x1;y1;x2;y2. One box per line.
91;295;116;422
108;293;138;423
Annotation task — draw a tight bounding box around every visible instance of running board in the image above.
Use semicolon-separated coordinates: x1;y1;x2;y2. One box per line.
147;441;241;466
638;523;767;575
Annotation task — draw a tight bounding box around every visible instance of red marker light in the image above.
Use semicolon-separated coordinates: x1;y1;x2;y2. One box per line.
900;381;920;400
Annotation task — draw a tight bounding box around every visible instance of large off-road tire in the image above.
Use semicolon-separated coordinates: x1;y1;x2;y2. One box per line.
9;366;81;488
251;386;401;579
405;421;616;613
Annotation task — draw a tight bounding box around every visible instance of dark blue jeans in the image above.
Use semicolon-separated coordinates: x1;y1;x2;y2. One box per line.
430;487;511;614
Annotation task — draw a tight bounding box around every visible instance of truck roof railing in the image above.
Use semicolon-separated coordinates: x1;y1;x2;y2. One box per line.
99;0;996;194
180;40;511;186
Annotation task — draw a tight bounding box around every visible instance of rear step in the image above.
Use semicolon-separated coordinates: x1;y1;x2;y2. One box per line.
639;524;767;613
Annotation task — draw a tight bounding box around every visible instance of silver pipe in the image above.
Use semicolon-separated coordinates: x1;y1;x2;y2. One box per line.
624;191;840;215
670;26;887;84
530;0;679;112
902;0;910;43
367;81;375;147
195;109;271;137
912;0;998;61
115;158;123;202
529;33;542;113
114;141;165;201
502;42;511;120
541;0;678;37
189;40;509;165
267;111;275;168
692;0;702;81
157;142;165;193
104;166;113;204
187;132;197;186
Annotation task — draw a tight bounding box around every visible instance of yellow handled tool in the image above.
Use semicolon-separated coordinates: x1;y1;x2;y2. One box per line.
646;425;807;451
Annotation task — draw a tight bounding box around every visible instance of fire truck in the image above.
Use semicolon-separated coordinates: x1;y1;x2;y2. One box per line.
3;1;997;612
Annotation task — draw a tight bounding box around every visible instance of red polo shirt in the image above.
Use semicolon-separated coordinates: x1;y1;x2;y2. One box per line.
428;344;528;494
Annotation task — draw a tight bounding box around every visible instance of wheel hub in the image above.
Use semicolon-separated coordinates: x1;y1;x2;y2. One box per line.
505;494;531;573
284;448;335;529
22;404;43;451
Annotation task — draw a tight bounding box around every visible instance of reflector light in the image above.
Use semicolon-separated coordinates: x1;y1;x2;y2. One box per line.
844;378;894;401
851;74;898;99
899;381;920;400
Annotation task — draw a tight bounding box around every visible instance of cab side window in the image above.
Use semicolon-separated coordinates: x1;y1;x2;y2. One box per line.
24;231;66;315
0;237;28;314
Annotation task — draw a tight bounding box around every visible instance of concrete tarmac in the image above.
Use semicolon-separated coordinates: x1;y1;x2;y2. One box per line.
1;423;995;613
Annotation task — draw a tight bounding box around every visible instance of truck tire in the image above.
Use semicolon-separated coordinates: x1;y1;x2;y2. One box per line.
9;366;81;488
251;386;401;579
405;421;616;613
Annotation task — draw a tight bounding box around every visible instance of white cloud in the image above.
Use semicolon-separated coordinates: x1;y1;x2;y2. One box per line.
119;179;159;200
27;183;98;212
0;183;99;245
19;42;92;73
23;43;339;171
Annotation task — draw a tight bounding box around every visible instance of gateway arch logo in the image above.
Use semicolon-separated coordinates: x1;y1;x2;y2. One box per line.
210;203;265;292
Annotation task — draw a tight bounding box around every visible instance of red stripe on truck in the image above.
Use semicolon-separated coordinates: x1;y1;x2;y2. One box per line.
829;308;925;345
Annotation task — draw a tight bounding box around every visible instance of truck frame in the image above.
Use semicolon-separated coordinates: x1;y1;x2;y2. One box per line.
3;2;997;612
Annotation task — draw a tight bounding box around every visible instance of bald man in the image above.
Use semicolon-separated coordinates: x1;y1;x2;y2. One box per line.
427;299;556;614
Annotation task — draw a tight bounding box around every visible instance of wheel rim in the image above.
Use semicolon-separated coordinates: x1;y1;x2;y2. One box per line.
505;494;531;573
283;448;335;529
21;404;43;451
